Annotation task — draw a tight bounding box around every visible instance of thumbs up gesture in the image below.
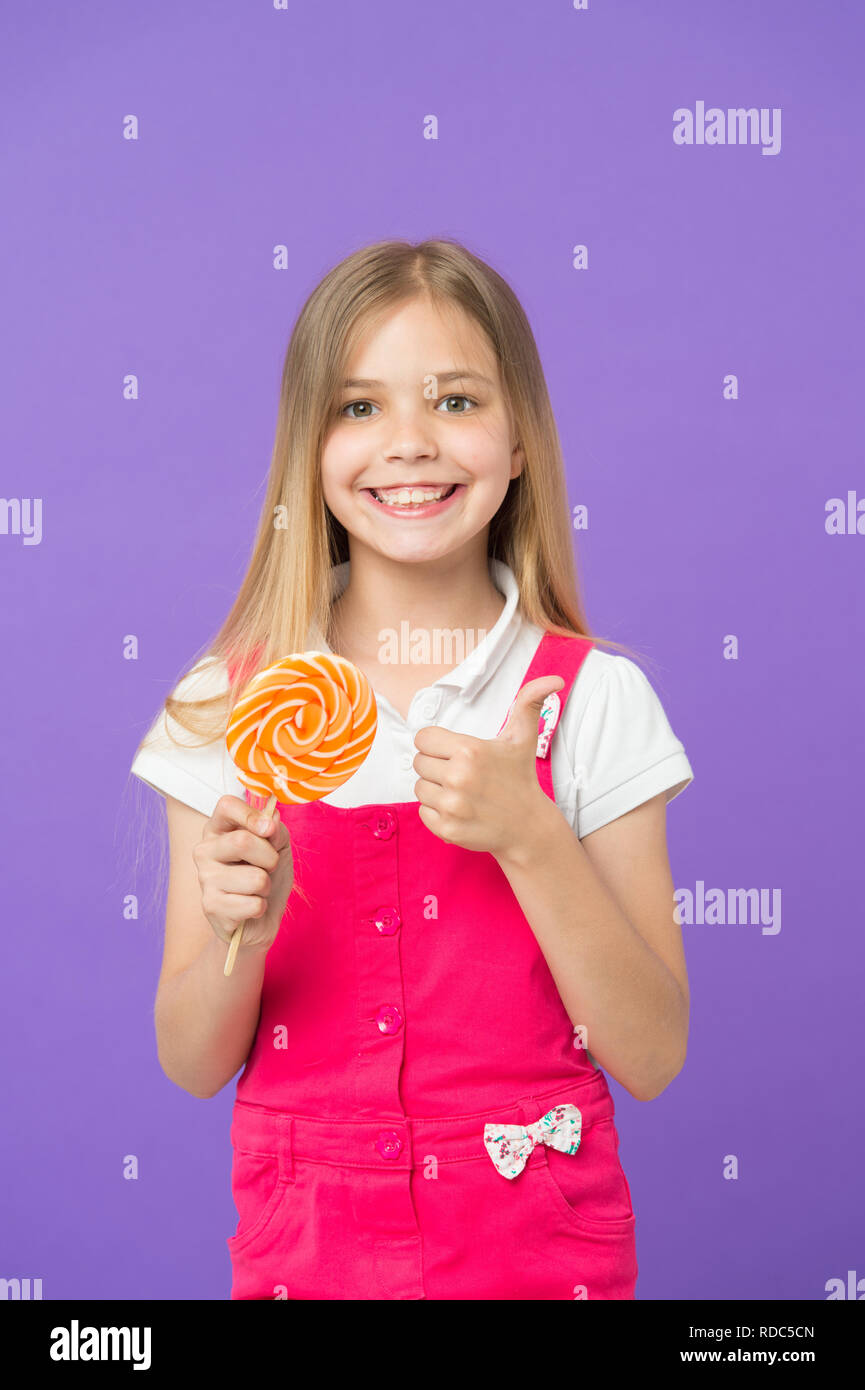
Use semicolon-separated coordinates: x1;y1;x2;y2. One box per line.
412;675;565;858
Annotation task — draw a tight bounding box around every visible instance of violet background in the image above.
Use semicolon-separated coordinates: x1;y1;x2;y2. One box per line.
1;0;862;1300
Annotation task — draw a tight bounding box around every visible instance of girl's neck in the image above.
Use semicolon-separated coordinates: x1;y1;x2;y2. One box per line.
326;549;506;669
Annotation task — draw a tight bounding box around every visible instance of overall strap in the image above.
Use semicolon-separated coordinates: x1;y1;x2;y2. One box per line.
496;631;594;802
226;645;265;690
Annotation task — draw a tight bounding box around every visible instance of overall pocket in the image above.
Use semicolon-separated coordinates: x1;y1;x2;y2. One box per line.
537;1115;636;1235
227;1147;290;1256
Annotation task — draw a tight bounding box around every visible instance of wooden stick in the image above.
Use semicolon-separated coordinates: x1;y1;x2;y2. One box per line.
224;792;279;977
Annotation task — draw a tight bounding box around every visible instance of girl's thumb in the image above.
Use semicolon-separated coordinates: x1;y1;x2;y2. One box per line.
497;675;565;744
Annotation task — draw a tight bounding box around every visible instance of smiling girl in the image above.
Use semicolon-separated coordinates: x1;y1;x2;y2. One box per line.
132;238;694;1301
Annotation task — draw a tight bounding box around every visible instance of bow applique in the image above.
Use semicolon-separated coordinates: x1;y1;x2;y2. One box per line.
483;1103;582;1179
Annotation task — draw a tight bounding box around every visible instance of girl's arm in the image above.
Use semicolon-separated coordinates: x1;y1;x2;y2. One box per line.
154;797;278;1099
495;790;689;1102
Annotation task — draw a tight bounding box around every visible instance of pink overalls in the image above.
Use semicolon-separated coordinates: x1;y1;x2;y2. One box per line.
225;632;638;1299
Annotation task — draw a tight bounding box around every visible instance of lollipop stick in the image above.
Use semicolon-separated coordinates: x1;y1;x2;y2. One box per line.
224;793;278;977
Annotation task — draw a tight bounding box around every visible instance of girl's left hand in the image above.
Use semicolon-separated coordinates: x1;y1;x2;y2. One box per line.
412;675;565;858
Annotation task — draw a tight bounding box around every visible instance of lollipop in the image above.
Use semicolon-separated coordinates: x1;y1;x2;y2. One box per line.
222;651;377;975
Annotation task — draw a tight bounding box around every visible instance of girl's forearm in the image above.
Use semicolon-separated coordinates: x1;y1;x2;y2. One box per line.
154;934;268;1098
495;799;688;1102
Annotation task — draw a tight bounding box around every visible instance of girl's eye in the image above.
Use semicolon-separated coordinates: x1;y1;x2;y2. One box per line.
436;394;476;414
340;400;380;420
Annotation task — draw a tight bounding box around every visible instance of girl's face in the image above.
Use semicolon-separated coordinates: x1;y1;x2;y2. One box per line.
320;296;523;568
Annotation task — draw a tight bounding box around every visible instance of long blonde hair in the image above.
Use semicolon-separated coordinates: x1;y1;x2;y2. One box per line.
144;236;651;760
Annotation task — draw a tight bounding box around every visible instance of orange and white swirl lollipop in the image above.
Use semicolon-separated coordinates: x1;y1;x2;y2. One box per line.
223;651;377;974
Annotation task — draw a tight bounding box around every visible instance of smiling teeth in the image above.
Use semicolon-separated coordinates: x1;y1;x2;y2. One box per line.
373;485;453;505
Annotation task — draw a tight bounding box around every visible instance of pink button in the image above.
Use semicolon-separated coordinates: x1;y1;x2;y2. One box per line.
375;1004;403;1035
371;907;401;936
375;1130;402;1160
372;811;395;840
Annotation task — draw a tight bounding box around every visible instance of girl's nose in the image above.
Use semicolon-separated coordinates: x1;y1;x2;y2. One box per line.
382;421;438;461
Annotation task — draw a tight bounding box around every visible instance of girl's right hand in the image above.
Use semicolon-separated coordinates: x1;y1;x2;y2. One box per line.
193;795;294;954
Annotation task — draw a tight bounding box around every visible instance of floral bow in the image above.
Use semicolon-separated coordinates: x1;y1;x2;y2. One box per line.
483;1103;582;1179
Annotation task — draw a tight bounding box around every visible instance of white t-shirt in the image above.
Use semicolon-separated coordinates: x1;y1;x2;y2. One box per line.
130;559;694;838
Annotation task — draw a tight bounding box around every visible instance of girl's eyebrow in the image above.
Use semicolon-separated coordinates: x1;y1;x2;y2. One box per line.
341;370;496;389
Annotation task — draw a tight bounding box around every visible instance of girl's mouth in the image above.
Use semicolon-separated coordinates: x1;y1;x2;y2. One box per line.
362;483;465;517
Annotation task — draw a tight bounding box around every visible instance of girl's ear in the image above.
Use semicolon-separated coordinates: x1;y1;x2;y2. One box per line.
510;440;525;478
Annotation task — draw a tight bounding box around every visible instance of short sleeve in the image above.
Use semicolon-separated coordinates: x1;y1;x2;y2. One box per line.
573;656;694;838
130;657;244;817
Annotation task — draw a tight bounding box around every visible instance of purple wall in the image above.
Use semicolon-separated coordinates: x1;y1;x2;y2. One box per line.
2;0;862;1300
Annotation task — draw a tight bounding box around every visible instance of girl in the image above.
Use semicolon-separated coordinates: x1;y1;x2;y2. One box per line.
132;238;694;1301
